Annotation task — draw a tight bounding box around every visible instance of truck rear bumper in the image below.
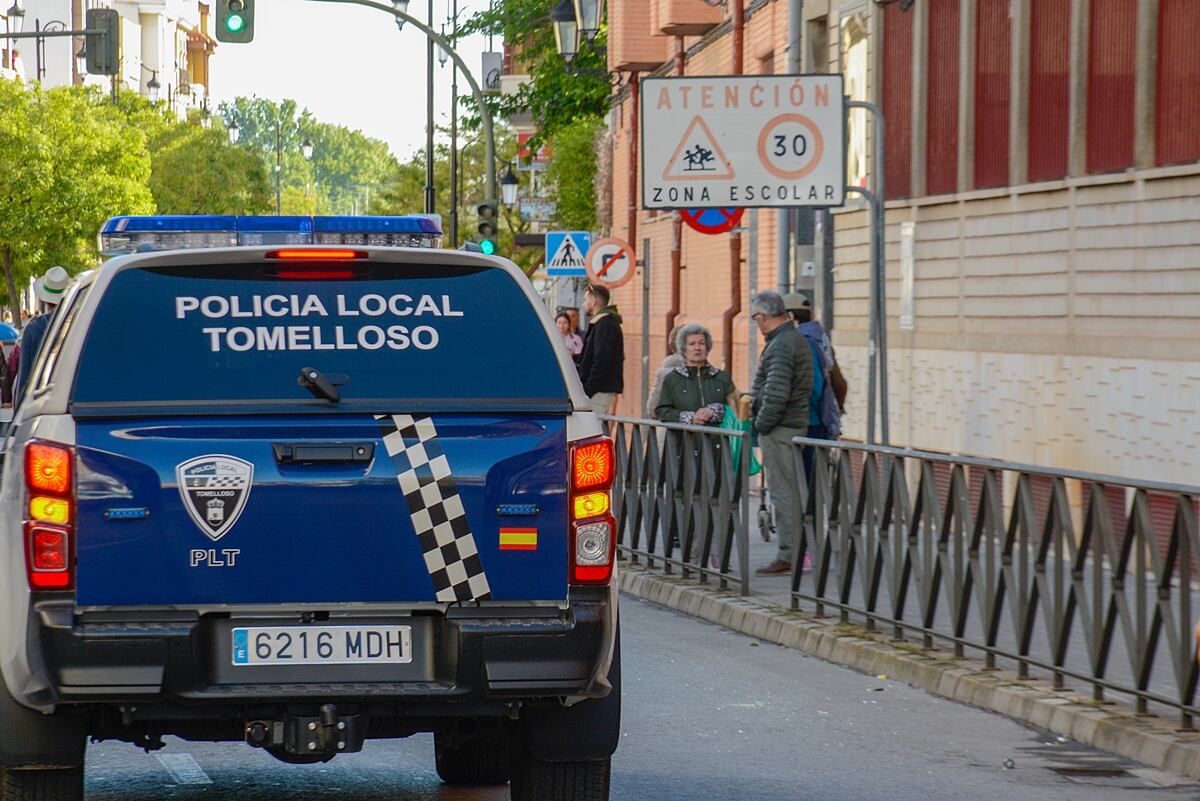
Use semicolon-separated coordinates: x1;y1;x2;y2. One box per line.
22;587;613;712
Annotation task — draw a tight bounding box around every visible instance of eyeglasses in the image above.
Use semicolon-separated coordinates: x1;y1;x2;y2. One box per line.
750;312;765;321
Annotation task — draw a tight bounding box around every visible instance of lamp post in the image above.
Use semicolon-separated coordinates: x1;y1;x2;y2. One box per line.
305;0;498;207
424;0;434;214
501;164;519;207
550;0;579;63
572;0;604;42
391;0;408;31
145;69;161;104
227;120;240;144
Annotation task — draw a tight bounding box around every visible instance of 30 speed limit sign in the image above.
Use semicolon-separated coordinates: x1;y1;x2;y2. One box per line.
757;114;825;180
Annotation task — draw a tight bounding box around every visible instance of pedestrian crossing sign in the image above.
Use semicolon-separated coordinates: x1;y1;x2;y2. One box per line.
545;231;591;277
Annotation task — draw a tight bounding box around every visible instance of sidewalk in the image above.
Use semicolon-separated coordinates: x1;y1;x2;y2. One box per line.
616;488;1200;780
617;562;1200;780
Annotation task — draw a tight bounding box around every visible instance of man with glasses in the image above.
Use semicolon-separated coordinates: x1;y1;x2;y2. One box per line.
746;290;814;576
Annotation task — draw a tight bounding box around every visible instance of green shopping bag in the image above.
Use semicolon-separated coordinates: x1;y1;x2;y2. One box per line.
721;405;761;476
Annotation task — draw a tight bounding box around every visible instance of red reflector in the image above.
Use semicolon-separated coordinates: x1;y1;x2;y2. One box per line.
32;530;66;570
26;442;72;495
572;565;612;583
572;438;615;492
267;249;366;261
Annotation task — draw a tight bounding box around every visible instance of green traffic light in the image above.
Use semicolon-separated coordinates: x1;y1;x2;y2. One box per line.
226;13;245;31
480;239;496;256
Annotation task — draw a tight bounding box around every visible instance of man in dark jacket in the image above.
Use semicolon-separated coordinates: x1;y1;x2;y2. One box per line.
748;290;814;576
577;284;624;415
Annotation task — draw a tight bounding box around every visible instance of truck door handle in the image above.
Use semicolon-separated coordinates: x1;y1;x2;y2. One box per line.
272;443;376;464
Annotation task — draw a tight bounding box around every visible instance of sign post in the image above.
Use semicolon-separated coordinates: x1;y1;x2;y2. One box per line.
640;75;846;210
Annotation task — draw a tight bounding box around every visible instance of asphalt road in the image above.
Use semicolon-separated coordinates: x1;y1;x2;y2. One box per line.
84;595;1199;801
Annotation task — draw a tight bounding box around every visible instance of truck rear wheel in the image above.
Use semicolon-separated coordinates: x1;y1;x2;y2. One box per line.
510;755;609;801
434;732;511;785
1;766;84;801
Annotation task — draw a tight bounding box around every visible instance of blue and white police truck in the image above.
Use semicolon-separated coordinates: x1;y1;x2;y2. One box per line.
0;216;619;801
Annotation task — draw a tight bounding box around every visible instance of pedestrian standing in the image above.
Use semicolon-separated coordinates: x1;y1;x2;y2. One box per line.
647;324;685;412
655;324;736;426
556;312;584;361
577;284;625;416
746;290;814;577
13;266;69;402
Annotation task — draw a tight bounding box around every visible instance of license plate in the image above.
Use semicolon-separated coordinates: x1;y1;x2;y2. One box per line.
231;625;412;666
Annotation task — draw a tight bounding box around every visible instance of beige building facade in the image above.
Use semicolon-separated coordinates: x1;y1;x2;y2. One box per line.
601;0;1200;485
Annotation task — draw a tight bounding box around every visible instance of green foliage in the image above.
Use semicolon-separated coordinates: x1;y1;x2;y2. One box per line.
149;125;273;215
0;79;154;312
456;0;610;149
546;115;603;231
109;93;273;215
369;128;541;274
218;96;398;215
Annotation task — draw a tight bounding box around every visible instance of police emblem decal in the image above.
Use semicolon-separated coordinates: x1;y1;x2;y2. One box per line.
175;455;254;541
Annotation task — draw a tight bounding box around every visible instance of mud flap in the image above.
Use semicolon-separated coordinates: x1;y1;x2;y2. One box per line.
524;628;621;762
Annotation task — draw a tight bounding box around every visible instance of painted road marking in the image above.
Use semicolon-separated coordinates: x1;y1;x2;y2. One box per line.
156;753;213;785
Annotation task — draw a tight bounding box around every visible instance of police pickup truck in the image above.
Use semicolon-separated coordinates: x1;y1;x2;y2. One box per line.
0;216;619;801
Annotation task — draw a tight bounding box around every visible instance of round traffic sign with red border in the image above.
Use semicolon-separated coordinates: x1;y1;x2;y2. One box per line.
680;208;745;236
585;237;636;290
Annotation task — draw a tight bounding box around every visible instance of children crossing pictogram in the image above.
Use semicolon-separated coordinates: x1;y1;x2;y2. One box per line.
662;116;735;181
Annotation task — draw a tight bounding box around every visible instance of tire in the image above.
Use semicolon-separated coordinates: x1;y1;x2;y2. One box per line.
0;681;85;770
434;732;511;785
0;766;84;801
510;755;609;801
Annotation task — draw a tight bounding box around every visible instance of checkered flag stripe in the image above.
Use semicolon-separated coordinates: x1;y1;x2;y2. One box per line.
377;414;492;603
207;476;246;487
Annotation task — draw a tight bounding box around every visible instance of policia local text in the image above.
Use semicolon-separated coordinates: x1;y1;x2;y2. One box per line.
174;292;462;354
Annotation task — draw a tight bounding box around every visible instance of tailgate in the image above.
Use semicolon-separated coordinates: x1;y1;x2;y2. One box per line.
74;414;568;606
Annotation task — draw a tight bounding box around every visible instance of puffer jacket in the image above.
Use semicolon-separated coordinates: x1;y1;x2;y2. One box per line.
750;322;813;434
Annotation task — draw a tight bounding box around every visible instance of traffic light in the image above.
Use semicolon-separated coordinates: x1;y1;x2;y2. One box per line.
84;8;119;76
216;0;255;43
476;200;498;255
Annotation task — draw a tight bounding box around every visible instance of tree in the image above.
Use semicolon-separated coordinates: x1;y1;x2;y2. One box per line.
107;93;273;216
218;97;398;215
0;79;154;319
457;0;610;150
545;115;604;231
149;124;273;215
369;127;541;274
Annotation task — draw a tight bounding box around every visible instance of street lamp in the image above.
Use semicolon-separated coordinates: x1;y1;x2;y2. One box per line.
146;71;161;104
437;24;449;67
573;0;603;42
550;0;579;63
5;0;24;34
391;0;409;30
501;164;519;207
227;120;240;144
302;137;314;160
74;43;85;77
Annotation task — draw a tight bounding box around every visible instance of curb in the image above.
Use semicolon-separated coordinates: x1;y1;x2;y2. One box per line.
617;564;1200;779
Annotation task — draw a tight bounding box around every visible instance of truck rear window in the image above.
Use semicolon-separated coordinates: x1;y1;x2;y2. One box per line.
71;263;568;411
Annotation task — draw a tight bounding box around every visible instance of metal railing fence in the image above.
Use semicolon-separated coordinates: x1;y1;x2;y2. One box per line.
603;414;1200;727
602;416;752;594
789;437;1200;727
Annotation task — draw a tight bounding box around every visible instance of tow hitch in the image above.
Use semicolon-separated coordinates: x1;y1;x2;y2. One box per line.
245;704;364;761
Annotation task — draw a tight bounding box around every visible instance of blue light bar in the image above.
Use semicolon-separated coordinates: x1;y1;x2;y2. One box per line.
98;215;443;257
102;215;238;234
236;216;313;247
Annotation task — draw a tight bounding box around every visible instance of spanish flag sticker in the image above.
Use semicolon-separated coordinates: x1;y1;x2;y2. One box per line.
499;528;538;551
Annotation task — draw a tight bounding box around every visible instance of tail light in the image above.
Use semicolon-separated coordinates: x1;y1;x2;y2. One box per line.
24;441;74;591
570;436;616;585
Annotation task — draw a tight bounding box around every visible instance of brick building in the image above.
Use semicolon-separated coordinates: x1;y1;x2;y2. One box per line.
601;0;1200;487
